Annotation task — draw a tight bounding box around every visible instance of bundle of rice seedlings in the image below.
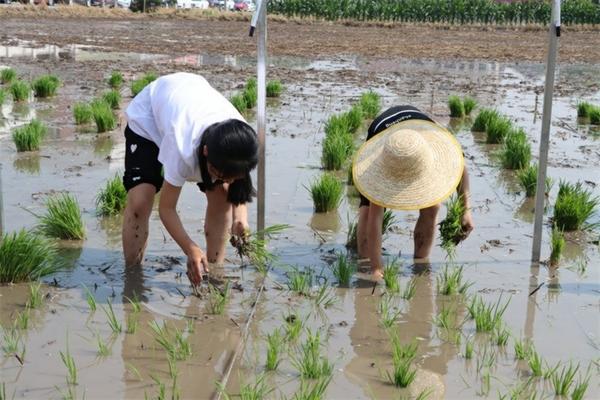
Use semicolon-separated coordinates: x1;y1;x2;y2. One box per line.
243;85;257;109
245;77;257;90
553;181;599;231
324;114;350;137
0;230;60;283
32;75;60;98
309;173;344;213
439;194;467;253
229;94;247;113
590;107;600;125
343;105;363;134
73;102;93;125
37;193;86;240
90;99;116;133
359;91;381;119
471;108;499;132
0;68;17;84
108;71;124;89
321;133;353;170
266;80;283;97
500;128;531;170
331;253;355;287
463;96;477;115
96;174;127;216
131;72;157;97
231;224;288;273
102;89;121;110
12;119;47;152
9;80;30;102
0;88;6;106
486;115;512;144
549;226;565;266
576;101;593;118
448;95;465;118
517;163;553;197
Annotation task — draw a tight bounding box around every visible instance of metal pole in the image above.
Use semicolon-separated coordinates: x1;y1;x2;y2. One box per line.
0;163;3;236
531;0;561;262
250;0;266;235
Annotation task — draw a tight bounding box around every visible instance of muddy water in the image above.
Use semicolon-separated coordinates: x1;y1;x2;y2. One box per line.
1;40;600;399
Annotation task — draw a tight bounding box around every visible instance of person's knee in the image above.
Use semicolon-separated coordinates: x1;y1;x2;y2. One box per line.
126;196;153;221
419;203;441;223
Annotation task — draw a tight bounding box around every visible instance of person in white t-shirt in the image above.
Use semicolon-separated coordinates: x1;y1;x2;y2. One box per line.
122;72;258;287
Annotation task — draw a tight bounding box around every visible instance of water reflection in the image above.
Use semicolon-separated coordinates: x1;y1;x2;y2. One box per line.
93;134;114;157
13;153;41;175
310;211;341;235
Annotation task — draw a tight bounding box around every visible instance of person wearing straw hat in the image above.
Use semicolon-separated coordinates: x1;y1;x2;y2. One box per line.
352;105;474;278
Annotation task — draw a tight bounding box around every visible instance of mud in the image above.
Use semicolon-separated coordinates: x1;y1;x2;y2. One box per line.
1;10;600;400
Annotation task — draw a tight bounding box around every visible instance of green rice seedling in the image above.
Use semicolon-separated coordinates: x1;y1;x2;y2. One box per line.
243;85;257;109
576;101;593;118
343;105;363;134
378;295;401;328
0;229;60;283
463;96;477;116
37;193;86;240
321;133;353;170
265;329;283;371
486;115;512;144
382;259;400;293
284;314;303;343
433;305;456;330
553;181;599;231
102;299;122;333
544;361;561;380
324;114;350;138
292;330;333;379
149;321;191;361
131;73;157;97
464;337;474;359
230;93;247;113
73;102;93;125
517;163;553;197
1;325;21;355
514;338;529;360
436;265;471;296
60;339;77;385
126;293;142;314
9;80;30;102
83;284;97;312
385;351;417;388
90;99;116;133
493;324;510;346
448;95;465;118
12;119;47;152
15;309;30;330
550;226;565;266
551;363;579;395
206;281;230;315
471;108;499;132
96;333;111;357
389;332;418;360
108;71;124;89
26;281;43;309
439;194;467;254
382;209;396;233
291;375;332;400
0;89;6;106
527;347;543;377
287;268;312;296
501;128;531;170
32;75;60;98
309;173;343;212
359;91;381;119
590;106;600;125
96;174;127;216
266;80;283;97
126;314;139;335
220;374;273;400
245;77;257;91
476;346;497;371
313;284;337;309
346;220;358;249
167;354;178;380
102;89;121;110
477;369;491;396
233;224;288;273
571;374;590;400
0;68;17;84
467;295;510;333
400;277;417;300
331;253;355;286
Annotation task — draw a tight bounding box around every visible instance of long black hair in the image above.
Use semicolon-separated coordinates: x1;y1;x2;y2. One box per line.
198;119;259;205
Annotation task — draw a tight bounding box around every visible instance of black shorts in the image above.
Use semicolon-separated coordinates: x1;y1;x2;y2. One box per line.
123;125;164;193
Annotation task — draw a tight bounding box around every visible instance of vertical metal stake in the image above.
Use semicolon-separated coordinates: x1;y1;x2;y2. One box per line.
0;163;3;236
254;0;267;236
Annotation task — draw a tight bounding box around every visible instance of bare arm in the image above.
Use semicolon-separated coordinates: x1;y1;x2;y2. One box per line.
367;204;385;276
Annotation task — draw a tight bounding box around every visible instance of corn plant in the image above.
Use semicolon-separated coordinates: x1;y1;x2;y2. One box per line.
463;96;477;116
32;75;60;98
96;174;127;216
553;181;599;231
73;102;93;125
287;268;312;296
359;90;381;119
382;259;400;293
0;229;60;283
331;253;355;287
549;226;565;266
26;281;43;309
91;99;116;133
0;68;17;84
551;363;579;395
230;94;247;113
517;163;553;197
467;295;510;332
9;80;30;102
448;95;464;118
486;115;512;144
102;298;122;333
37;193;85;240
102;89;121;110
206;281;230;315
266;80;283;97
12;119;47;152
309;173;343;212
131;72;157;97
439;194;467;254
501;128;531;170
265;329;283;371
60;339;77;385
436;265;471;296
291;330;333;379
471;108;499;132
108;71;124;89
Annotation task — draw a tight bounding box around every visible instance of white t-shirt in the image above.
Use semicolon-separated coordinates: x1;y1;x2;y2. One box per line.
125;72;245;187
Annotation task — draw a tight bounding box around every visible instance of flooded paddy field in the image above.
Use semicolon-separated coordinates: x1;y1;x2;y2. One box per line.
1;11;599;400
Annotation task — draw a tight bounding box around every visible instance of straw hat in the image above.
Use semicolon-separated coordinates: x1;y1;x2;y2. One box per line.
352;119;464;210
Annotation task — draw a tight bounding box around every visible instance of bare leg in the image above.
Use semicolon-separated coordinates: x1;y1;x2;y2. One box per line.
122;183;156;267
414;204;441;260
356;205;370;259
204;184;233;264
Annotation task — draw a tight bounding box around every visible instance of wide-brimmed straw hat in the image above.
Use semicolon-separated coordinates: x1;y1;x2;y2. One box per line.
352;119;464;210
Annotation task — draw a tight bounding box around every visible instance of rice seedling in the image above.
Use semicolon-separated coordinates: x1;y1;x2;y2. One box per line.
32;75;60;98
90;99;116;133
544;361;561;380
448;95;465;118
26;281;43;309
389;332;418;360
527;347;543;377
83;284;97;312
102;299;122;334
126;314;139;335
9;80;30;102
553;181;599;231
501;128;531;170
467;295;510;333
576;101;593;118
284;314;303;343
73;102;93;125
15;309;30;330
243;85;257;109
435;265;471;296
126;293;142;314
477;369;491;396
96;174;127;216
265;328;283;371
382;259;400;293
359;90;381;119
343;105;363;134
96;333;111;357
439;194;467;254
186;318;195;334
291;375;332;400
493;324;510;346
433;305;456;330
60;339;77;385
571;374;590;400
309;173;343;212
37;193;86;240
382;209;397;233
1;325;21;355
550;226;565;266
131;73;157;97
0;229;60;283
232;224;288;272
230;93;247;113
400;277;417;300
313;283;338;309
0;67;17;84
463;96;477;116
486;115;512;144
464;337;474;359
108;71;124;89
514;338;529;360
12;119;47;152
385;350;417;388
266;80;283;97
102;89;121;110
292;330;333;379
590;106;600;125
517;163;553;197
321;132;353;170
0;89;6;106
220;374;273;400
149;320;192;361
476;345;497;371
378;295;401;328
167;354;178;380
324;114;350;138
206;281;230;315
245;77;257;90
287;268;312;296
471;108;499;132
331;253;355;286
551;363;579;395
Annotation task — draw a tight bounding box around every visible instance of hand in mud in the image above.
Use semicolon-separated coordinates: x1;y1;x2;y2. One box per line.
230;220;250;251
457;209;474;243
186;246;209;287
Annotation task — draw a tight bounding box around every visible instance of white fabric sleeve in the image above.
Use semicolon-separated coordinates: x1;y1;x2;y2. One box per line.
158;134;187;187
